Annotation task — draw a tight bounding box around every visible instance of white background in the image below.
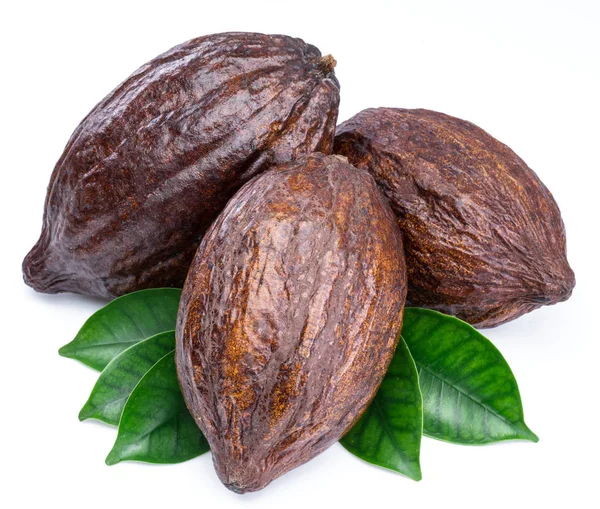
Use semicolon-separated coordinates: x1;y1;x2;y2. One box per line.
1;1;599;508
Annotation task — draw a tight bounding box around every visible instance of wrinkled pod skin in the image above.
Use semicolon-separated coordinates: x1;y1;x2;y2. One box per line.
23;32;340;298
176;153;407;493
334;108;575;328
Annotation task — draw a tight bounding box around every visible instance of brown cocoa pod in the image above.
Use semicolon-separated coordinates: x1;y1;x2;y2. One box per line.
334;108;575;328
23;32;339;298
176;153;407;493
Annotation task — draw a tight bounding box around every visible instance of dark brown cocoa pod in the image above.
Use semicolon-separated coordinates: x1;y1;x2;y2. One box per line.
23;32;339;298
176;153;407;493
334;107;575;328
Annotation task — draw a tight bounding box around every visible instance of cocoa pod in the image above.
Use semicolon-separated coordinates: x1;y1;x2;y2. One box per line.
176;153;407;493
23;32;339;298
334;108;575;328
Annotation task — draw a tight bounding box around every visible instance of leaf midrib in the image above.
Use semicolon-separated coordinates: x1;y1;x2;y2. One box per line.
373;397;404;456
415;361;520;432
64;340;140;351
137;416;179;442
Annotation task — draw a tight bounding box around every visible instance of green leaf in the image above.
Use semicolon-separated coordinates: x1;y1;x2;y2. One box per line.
59;288;181;371
341;337;423;481
79;331;176;426
105;351;209;465
402;308;538;445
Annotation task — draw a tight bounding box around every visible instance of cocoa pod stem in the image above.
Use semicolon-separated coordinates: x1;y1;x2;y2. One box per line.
319;54;337;74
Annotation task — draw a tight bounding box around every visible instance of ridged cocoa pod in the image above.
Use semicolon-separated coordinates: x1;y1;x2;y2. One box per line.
23;32;339;298
334;108;575;328
176;153;407;493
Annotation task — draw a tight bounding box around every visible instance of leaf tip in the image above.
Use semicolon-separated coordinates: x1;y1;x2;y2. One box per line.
78;405;92;422
105;450;121;466
409;470;423;482
405;463;423;481
516;422;539;443
525;429;539;443
58;343;74;358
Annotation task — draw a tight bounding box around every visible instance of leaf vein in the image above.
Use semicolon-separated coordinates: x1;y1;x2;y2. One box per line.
417;362;519;431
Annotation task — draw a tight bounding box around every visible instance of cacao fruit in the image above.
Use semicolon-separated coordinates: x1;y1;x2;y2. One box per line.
23;32;339;298
334;107;575;328
176;153;407;493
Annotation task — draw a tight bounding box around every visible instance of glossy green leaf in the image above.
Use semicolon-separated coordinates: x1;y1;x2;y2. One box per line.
79;331;176;426
105;351;209;465
402;308;538;445
341;337;423;480
59;288;181;371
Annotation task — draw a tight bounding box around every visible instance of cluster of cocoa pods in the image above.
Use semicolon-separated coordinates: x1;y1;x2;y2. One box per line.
24;33;574;493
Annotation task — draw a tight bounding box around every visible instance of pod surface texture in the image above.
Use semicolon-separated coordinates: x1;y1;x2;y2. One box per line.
23;32;340;298
176;153;407;492
334;107;575;327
